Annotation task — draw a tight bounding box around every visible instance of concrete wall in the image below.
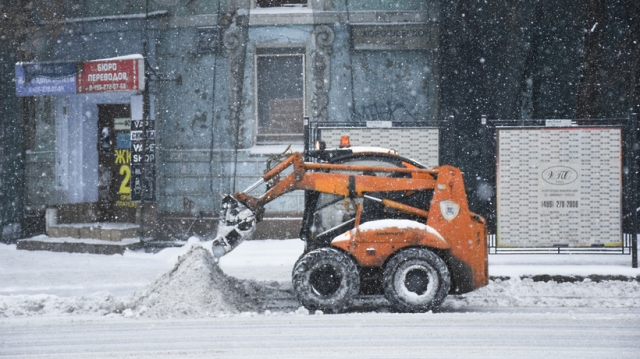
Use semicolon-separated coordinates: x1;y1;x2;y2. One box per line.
0;44;25;242
18;0;440;240
152;2;439;219
9;0;639;242
24;97;56;209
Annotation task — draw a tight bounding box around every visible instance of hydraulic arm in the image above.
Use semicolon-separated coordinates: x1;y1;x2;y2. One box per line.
211;152;442;258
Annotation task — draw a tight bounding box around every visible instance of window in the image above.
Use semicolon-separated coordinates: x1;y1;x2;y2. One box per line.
302;155;433;250
255;47;305;144
257;0;307;7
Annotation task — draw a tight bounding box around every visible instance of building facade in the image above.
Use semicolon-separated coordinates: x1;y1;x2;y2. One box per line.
10;0;439;242
4;0;637;244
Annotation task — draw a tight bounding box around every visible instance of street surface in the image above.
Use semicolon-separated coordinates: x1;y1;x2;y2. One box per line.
1;239;639;358
2;310;639;359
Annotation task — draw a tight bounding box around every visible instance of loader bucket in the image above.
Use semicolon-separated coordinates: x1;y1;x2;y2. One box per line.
211;195;257;259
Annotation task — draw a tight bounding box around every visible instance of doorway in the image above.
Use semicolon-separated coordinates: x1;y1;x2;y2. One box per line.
97;104;136;222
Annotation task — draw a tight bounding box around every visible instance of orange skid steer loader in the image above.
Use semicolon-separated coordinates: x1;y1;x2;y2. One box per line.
212;142;488;313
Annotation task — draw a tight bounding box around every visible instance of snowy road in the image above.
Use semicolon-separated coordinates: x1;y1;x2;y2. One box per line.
1;239;640;358
2;311;639;359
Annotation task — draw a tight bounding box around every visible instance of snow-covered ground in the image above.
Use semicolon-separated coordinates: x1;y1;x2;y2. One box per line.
0;238;304;297
1;238;639;358
1;237;639;317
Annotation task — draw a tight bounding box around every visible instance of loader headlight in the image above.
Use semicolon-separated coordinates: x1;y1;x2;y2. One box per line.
439;200;460;221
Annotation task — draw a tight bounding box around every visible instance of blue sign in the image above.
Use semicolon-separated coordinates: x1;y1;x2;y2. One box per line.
116;133;131;149
15;63;77;96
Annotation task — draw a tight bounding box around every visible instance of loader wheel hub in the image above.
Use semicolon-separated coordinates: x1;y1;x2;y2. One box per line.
404;268;429;295
309;264;342;296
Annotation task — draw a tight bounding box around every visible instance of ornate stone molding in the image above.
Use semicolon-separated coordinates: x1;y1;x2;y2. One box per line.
223;15;248;145
311;25;334;123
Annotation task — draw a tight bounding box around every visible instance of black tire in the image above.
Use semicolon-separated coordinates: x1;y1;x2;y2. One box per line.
292;248;360;313
382;248;451;312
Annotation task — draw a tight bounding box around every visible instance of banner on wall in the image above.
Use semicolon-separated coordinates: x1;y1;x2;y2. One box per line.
16;55;144;96
496;128;622;248
15;63;77;96
129;94;156;202
319;127;440;169
350;23;437;51
77;55;145;93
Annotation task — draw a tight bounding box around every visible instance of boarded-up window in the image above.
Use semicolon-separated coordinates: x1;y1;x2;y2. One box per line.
256;47;305;144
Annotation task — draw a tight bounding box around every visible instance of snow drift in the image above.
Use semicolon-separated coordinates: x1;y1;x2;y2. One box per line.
0;244;294;318
446;277;640;309
128;245;242;317
128;245;294;318
1;241;639;318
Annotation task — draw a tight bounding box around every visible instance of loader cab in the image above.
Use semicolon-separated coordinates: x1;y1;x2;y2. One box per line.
300;152;435;252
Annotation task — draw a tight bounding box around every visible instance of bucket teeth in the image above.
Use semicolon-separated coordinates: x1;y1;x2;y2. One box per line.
212;195;257;258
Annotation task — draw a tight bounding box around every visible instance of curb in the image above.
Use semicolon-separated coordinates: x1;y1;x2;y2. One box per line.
490;275;640;283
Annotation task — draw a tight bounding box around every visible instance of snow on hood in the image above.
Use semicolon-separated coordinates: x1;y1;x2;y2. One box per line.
349;146;398;155
325;146;398;156
332;219;444;243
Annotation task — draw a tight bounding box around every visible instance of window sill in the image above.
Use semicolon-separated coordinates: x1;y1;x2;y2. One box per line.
248;7;316;26
248;144;304;156
251;7;311;15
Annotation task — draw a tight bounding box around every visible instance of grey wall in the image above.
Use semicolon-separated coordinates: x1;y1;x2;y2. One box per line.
9;0;638;242
16;1;441;223
0;44;25;242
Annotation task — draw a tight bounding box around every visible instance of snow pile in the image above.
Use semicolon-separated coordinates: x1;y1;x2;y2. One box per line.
127;244;294;318
0;244;294;318
446;277;640;309
127;245;243;318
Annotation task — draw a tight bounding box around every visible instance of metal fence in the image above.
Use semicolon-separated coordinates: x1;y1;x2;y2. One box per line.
305;115;638;268
482;115;638;268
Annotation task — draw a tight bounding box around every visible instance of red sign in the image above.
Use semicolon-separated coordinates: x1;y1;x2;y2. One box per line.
77;57;144;93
